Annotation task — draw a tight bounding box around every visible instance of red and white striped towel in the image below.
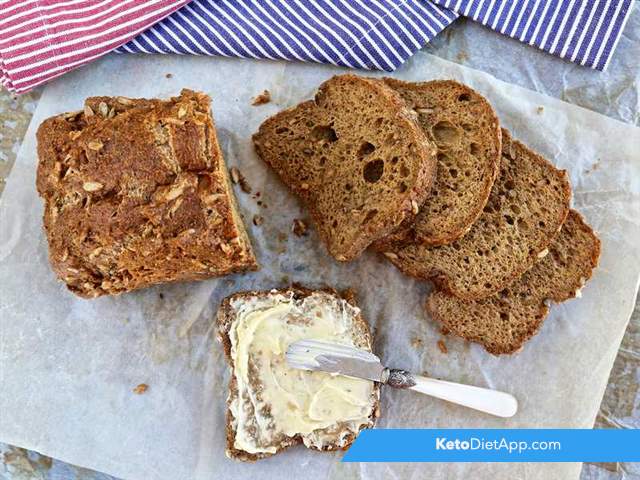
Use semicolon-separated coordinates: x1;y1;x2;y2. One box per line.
0;0;189;94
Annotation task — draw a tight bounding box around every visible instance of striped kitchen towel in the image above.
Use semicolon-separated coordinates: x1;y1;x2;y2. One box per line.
0;0;190;93
0;1;635;94
116;0;458;72
431;0;635;71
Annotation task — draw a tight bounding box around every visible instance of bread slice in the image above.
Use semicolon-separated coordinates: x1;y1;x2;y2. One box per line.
217;286;380;461
427;210;601;354
36;89;257;298
381;129;571;300
252;74;437;261
373;78;501;248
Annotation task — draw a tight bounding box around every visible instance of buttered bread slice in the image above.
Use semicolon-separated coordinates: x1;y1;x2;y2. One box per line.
217;287;380;461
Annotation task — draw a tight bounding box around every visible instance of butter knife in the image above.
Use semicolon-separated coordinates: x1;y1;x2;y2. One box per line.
286;339;518;418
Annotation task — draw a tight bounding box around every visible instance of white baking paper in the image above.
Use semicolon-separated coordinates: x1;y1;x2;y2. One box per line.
1;52;639;480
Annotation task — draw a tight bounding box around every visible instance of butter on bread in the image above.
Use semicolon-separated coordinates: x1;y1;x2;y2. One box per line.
217;286;380;461
36;89;257;297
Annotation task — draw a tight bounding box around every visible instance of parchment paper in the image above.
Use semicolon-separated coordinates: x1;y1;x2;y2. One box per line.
1;52;639;480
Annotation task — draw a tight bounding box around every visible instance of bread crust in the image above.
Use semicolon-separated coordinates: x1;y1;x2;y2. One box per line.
36;89;257;298
373;78;502;248
252;74;437;262
216;285;381;461
427;210;601;354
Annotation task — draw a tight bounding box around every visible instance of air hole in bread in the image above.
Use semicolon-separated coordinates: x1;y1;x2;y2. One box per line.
432;121;461;146
505;179;516;190
362;209;378;225
357;141;376;157
504;215;515;225
398;182;408;193
458;93;471;102
399;163;410;178
311;125;338;142
275;127;289;134
391;156;399;164
319;156;327;166
499;312;509;321
449;168;458;178
470;143;480;155
345;183;353;191
460;123;473;132
363;159;384;183
302;148;314;156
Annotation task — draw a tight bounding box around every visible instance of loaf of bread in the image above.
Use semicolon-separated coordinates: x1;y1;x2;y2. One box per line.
374;78;501;248
36;89;257;298
253;74;437;262
380;130;571;300
427;210;601;354
217;286;380;461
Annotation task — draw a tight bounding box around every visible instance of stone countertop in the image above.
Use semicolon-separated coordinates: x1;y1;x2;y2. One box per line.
1;15;639;480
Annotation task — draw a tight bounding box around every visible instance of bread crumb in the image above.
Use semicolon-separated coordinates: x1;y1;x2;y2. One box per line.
585;158;601;174
292;219;308;237
229;167;252;194
253;215;264;226
229;167;241;184
251;90;271;106
536;106;544;114
165;73;173;79
411;336;423;348
133;383;148;394
437;339;448;354
440;326;450;335
159;293;164;299
456;51;469;62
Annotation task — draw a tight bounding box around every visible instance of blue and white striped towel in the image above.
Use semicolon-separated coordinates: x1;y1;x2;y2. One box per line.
118;0;634;72
432;0;635;71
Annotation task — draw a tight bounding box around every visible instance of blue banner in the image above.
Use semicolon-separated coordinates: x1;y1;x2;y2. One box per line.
342;429;640;462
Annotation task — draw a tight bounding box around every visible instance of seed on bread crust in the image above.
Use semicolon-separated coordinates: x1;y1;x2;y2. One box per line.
35;89;258;298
